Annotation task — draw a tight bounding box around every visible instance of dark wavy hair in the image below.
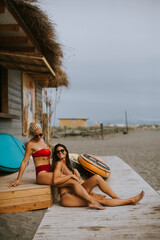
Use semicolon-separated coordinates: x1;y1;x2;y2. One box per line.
52;143;74;173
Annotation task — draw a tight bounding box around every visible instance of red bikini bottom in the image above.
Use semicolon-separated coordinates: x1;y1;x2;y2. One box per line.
36;164;51;175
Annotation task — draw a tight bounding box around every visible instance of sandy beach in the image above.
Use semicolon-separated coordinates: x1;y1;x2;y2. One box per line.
55;128;160;191
0;129;160;240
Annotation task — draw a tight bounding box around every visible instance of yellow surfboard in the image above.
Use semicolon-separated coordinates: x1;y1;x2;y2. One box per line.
78;154;111;178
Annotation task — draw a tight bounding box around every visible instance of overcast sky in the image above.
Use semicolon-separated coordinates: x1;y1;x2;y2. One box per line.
39;0;160;125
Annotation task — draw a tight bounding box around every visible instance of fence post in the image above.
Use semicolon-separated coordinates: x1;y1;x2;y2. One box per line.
100;122;104;139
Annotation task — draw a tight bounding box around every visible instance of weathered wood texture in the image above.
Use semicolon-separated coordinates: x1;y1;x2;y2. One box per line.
0;66;8;113
33;157;160;240
0;160;53;213
0;69;42;143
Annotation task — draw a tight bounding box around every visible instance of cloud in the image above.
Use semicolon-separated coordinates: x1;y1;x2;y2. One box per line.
39;0;160;123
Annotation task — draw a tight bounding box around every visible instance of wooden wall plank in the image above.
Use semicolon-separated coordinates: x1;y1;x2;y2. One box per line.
9;80;21;91
9;71;21;86
9;85;21;96
9;95;21;104
0;125;22;134
7;109;21;116
9;102;21;111
0;36;28;43
0;112;19;119
0;24;19;31
0;46;35;52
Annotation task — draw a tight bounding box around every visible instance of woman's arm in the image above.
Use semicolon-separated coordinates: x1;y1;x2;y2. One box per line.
53;162;79;186
10;143;32;187
74;169;83;184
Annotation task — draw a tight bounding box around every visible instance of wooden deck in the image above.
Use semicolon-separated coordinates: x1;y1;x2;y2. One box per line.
33;156;160;240
0;160;53;213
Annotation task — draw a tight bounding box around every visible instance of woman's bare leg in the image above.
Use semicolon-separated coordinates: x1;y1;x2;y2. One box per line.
82;174;119;199
37;172;105;209
56;179;106;210
98;191;145;206
61;193;88;207
61;191;144;207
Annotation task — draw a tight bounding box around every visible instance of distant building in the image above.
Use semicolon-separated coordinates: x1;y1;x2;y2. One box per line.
59;118;88;128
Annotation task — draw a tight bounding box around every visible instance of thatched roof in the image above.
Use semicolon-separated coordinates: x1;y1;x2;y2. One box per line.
0;0;68;87
48;67;68;88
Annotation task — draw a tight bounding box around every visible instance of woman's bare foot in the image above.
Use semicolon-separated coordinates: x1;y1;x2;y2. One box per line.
88;200;106;210
132;191;145;205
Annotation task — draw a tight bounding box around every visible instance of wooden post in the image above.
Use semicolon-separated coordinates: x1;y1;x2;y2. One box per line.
64;126;67;137
43;113;48;143
100;122;104;139
125;111;128;134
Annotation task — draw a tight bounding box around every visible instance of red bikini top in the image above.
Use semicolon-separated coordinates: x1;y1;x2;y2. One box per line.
32;148;51;158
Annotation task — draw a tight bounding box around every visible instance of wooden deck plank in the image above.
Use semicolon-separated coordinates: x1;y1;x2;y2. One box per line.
33;156;160;240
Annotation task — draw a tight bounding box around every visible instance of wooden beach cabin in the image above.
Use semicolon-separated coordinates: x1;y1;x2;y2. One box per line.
0;0;68;213
59;118;88;128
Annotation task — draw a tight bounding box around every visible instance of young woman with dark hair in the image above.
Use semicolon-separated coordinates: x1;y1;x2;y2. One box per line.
52;143;144;209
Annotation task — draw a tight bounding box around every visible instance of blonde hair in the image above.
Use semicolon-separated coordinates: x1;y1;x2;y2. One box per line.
28;122;42;138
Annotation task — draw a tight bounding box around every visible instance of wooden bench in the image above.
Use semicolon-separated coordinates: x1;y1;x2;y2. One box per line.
0;160;53;213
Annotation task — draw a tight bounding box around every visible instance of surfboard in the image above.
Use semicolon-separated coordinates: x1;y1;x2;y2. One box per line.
69;153;93;180
0;133;25;172
78;154;111;178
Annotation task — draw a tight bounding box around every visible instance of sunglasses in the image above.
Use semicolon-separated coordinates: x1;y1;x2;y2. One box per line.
34;133;43;138
56;149;65;154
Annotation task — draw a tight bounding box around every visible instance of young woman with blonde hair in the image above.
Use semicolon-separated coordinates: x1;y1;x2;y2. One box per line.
10;122;52;187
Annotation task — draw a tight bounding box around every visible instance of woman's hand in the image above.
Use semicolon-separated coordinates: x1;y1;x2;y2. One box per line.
9;179;20;187
71;174;81;184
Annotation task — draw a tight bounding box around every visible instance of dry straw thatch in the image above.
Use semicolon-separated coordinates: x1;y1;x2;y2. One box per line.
7;0;68;87
48;67;68;88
